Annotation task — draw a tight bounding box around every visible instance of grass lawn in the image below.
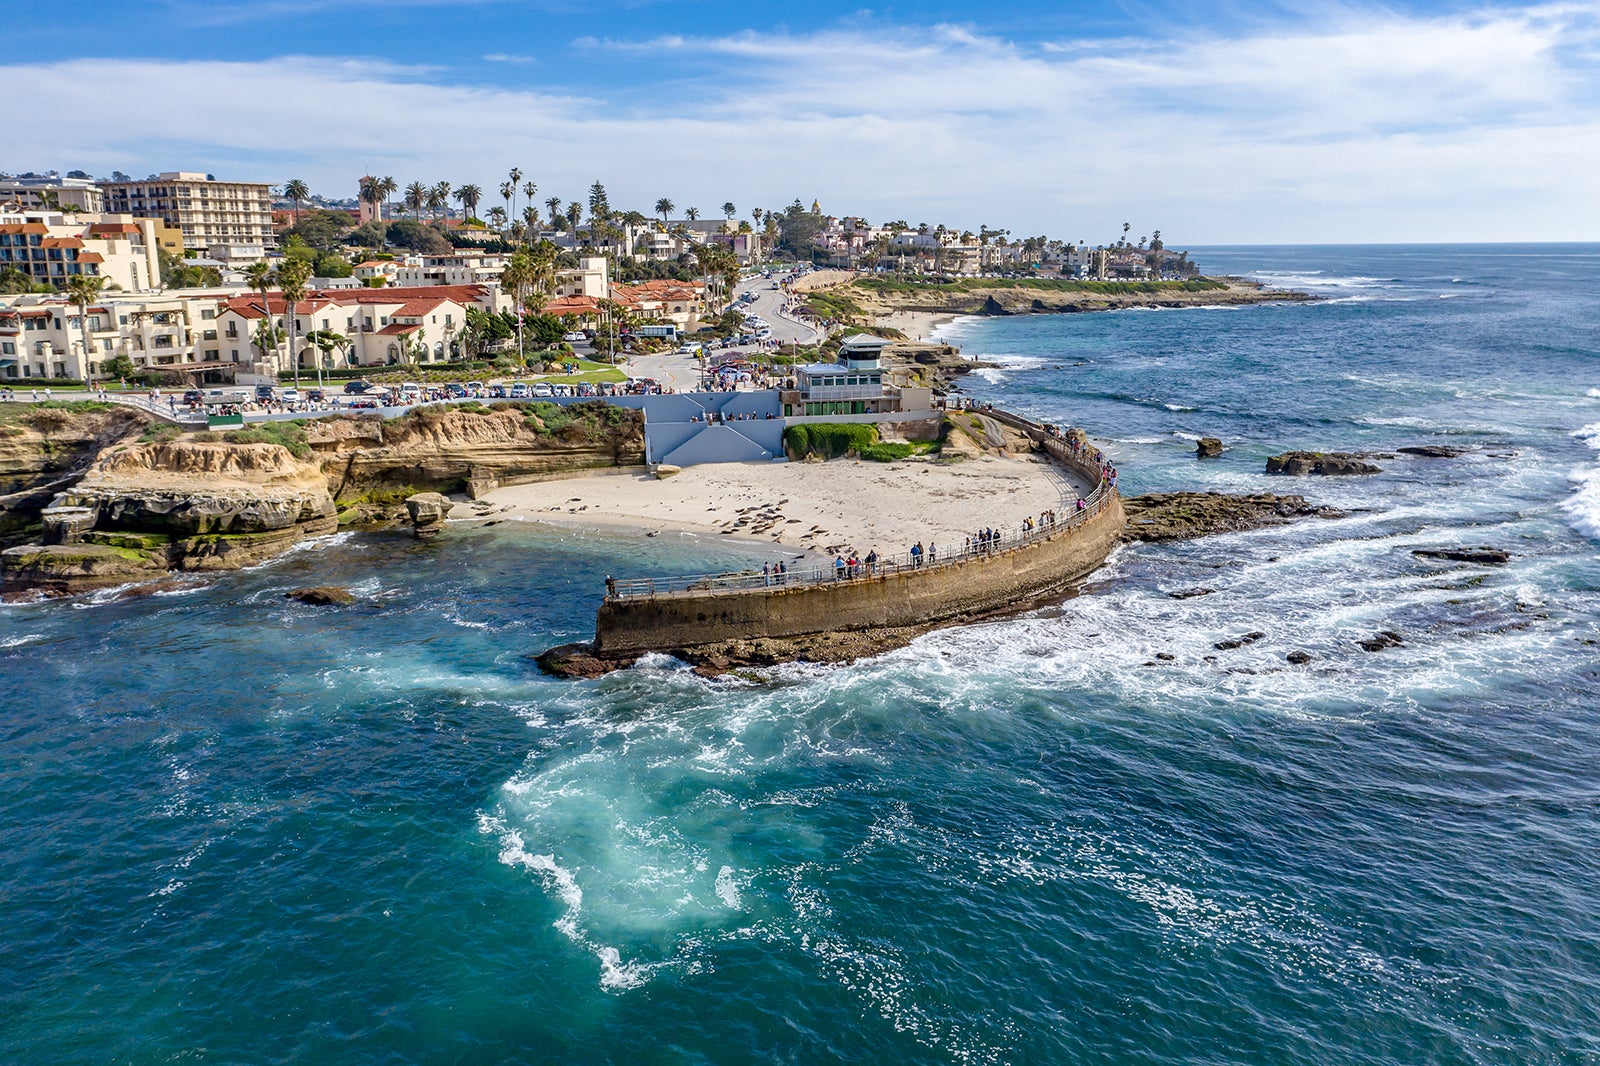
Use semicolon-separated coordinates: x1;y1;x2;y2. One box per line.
527;358;626;384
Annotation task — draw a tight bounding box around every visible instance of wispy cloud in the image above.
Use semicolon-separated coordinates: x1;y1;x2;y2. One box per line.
483;53;539;63
7;4;1600;241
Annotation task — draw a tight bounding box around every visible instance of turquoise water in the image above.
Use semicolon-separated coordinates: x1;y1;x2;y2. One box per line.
4;246;1600;1063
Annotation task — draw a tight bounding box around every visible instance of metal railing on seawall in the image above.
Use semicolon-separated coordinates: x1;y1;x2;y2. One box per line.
98;393;209;427
606;405;1119;601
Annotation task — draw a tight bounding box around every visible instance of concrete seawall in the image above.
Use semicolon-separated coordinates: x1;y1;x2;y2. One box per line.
587;407;1125;662
592;491;1124;657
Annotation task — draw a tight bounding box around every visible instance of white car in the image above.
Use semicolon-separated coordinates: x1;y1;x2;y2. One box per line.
674;343;703;356
562;331;587;343
550;383;573;398
279;388;301;403
531;383;554;398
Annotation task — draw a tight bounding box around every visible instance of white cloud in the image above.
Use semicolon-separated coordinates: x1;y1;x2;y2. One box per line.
6;4;1600;242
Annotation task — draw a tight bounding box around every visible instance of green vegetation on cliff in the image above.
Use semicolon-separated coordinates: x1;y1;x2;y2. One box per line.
220;421;312;459
784;423;936;462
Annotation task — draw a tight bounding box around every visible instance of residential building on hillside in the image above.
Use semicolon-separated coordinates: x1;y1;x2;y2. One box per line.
610;279;705;331
0;288;241;382
101;173;275;250
0;209;163;292
0;174;105;213
215;285;502;376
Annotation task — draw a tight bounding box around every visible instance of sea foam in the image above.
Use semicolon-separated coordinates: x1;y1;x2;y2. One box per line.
1561;422;1600;540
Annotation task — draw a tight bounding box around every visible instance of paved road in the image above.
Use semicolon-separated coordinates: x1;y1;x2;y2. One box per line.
735;276;825;345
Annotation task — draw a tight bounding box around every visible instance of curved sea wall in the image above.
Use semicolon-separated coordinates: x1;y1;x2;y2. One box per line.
585;408;1125;663
592;493;1123;658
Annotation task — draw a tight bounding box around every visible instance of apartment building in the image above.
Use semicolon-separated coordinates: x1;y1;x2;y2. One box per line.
0;174;105;213
101;172;275;250
0;209;163;292
214;285;501;376
0;289;239;382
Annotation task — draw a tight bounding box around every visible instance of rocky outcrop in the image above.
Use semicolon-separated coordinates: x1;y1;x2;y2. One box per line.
0;405;149;544
405;492;453;539
286;586;356;605
842;277;1317;321
312;403;645;502
1122;492;1342;542
1398;444;1471;458
3;439;338;597
1413;547;1511;565
1196;437;1224;458
1265;451;1382;476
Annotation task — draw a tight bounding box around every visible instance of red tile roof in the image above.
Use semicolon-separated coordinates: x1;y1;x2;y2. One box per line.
376;323;424;335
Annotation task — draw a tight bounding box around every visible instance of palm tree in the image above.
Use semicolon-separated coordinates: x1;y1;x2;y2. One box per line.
303;329;346;390
427;183;449;224
455;183;483;223
545;197;562;228
522;181;537;215
273;257;312;388
242;260;278;363
508;168;523;226
282;179;310;226
500;181;515;222
500;249;536;363
654;197;674;223
566;201;582;236
63;273;107;381
487;206;507;231
404;182;427;221
522;205;541;243
685;206;699;222
1121;221;1131;247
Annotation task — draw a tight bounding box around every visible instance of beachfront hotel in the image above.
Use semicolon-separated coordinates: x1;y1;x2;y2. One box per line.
100;173;276;251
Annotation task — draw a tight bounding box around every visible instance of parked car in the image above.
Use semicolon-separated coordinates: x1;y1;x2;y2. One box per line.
508;382;530;399
531;383;554;398
551;383;572;398
343;380;375;394
255;384;276;401
348;398;380;410
562;331;587;343
280;388;301;403
306;388;325;402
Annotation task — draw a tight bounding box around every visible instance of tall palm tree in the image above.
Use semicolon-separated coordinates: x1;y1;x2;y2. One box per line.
242;260;277;363
63;273;107;381
507;168;523;227
565;201;582;237
685;206;699;222
654;197;674;223
522;205;541;244
500;181;515;222
499;249;536;363
455;183;483;223
545;197;562;228
282;179;310;226
522;181;537;214
273;257;313;388
487;206;507;231
428;182;450;224
405;181;428;221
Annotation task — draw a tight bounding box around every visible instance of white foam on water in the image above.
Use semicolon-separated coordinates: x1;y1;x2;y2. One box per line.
714;865;744;910
0;632;45;649
1587;388;1600;399
1561;421;1600;540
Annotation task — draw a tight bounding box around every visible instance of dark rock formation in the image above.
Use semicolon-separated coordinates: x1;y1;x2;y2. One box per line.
286;586;356;606
535;642;638;679
40;506;98;545
1286;650;1313;664
1123;492;1342;542
1196;437;1224;458
1266;451;1382;476
1215;631;1266;651
1358;630;1405;652
1413;547;1511;565
1398;445;1471;458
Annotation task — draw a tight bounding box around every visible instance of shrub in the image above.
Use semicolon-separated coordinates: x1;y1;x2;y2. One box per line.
784;422;877;460
222;420;311;459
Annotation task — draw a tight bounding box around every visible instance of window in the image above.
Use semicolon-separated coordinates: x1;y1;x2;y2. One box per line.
201;309;215;320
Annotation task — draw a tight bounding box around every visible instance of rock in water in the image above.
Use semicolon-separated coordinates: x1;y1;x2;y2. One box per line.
1398;444;1471;458
1358;630;1405;652
1265;451;1383;476
535;642;634;679
1196;437;1224;458
1122;492;1342;542
405;492;454;539
1413;547;1511;565
286;586;356;606
1286;650;1314;664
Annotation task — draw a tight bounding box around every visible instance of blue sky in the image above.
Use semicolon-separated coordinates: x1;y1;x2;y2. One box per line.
8;0;1600;242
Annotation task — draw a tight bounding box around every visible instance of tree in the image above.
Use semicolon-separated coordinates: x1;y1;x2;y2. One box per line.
500;249;537;362
315;252;353;278
654;197;674;223
63;273;108;381
405;181;428;221
545;197;562;227
304;329;349;381
685;206;699;222
242;260;277;363
273;256;313;386
523;181;537;215
500;181;515;224
159;249;221;289
566;201;583;235
282;179;310;225
508;168;523;226
487;206;508;231
385;219;452;254
429;181;451;224
280;209;356;252
722;201;736;221
347;220;388;249
456;183;483;222
522;205;541;241
587;181;610;222
1121;221;1132;247
0;267;45;294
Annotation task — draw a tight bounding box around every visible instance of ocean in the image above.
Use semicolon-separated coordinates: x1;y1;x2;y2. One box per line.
3;245;1598;1064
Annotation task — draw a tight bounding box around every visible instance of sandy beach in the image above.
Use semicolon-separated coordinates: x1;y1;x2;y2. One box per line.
472;452;1080;562
876;309;958;341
